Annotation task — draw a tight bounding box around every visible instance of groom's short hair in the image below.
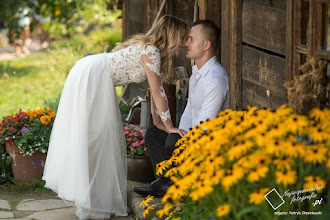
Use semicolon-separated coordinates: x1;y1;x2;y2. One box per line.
192;20;220;52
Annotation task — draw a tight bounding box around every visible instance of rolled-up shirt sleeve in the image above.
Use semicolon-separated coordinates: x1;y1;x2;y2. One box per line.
197;76;228;124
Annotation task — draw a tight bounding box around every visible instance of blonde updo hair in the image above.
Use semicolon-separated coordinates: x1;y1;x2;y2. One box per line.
112;15;189;82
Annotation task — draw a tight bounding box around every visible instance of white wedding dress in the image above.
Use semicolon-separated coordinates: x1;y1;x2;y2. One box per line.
42;43;171;219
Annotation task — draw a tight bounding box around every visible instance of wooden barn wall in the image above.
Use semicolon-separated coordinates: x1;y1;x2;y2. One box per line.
241;0;287;109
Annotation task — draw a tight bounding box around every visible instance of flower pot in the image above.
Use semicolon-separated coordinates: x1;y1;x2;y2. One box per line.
127;156;155;182
5;140;47;183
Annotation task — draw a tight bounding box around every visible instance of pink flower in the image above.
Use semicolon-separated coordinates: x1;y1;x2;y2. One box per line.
141;139;145;144
129;133;134;136
127;138;132;142
124;126;129;130
133;141;140;147
124;131;129;135
144;147;147;152
130;124;135;129
134;149;136;152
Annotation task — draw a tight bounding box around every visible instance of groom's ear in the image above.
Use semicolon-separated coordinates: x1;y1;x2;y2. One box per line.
204;40;212;51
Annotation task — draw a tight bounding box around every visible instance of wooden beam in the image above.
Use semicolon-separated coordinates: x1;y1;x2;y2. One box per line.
229;0;243;110
221;0;231;73
293;0;302;77
285;0;294;81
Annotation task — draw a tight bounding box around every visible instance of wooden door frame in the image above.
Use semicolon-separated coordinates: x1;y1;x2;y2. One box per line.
221;0;242;110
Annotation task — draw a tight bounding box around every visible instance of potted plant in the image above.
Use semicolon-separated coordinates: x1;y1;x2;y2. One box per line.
124;124;154;182
0;108;56;183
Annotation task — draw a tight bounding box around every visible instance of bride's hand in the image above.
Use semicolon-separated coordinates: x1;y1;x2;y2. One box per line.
168;127;187;137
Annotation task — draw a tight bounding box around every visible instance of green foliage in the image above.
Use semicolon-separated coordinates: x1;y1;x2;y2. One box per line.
0;0;121;39
0;26;122;119
0;141;12;183
0;178;48;192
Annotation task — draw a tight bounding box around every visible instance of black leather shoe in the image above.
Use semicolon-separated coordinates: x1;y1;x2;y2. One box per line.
133;178;171;197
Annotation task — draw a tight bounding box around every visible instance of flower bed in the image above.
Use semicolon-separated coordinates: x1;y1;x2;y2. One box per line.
141;105;329;219
125;124;148;158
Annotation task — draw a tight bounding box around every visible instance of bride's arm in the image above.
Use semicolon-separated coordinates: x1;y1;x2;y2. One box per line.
150;95;167;132
141;46;186;137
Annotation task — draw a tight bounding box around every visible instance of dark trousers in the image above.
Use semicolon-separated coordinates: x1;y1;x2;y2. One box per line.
145;125;181;178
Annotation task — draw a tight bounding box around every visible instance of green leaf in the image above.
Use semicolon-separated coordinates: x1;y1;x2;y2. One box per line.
236;205;263;217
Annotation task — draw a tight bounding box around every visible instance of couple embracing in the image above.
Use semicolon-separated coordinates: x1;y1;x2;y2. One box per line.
42;15;229;219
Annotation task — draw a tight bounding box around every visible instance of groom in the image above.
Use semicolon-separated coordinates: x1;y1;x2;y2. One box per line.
133;20;230;197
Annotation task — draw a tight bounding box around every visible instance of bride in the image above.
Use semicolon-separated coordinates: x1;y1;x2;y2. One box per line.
42;15;188;219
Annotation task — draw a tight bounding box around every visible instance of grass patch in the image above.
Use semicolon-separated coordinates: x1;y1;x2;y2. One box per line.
0;26;122;118
0;178;49;193
8;199;21;210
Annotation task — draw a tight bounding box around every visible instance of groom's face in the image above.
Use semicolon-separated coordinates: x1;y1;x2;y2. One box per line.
185;25;206;60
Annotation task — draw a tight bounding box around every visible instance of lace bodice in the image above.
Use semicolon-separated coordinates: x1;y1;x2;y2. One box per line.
107;43;160;86
107;43;171;122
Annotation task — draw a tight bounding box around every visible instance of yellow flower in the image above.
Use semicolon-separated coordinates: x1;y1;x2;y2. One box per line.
309;108;329;122
190;180;214;201
49;112;56;118
276;170;297;186
303;145;327;164
274;157;294;170
249;188;270;205
247;166;269;182
221;165;245;191
40;115;51;125
303;176;326;192
140;195;154;207
157;203;173;218
216;204;231;217
143;205;155;218
34;109;45;116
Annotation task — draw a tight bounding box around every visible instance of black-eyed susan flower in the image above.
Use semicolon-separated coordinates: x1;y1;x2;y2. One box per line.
216;204;231;217
303;176;326;192
140;195;154;208
143;205;155;218
274;157;294;170
276;170;297;185
249;188;270;205
303;145;327;164
156;203;173;218
247;166;269;182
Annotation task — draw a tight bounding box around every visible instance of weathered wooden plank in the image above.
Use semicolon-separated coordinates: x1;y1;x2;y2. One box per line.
242;2;286;55
198;0;221;27
242;46;287;96
285;0;293;81
221;0;231;74
243;0;286;10
230;0;243;110
242;79;287;109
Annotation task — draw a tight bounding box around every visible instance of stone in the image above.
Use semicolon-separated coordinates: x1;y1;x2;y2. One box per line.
0;211;14;219
26;207;77;220
16;199;71;211
0;200;11;210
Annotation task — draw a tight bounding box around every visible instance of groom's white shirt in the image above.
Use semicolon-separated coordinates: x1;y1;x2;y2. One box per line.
179;56;229;131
